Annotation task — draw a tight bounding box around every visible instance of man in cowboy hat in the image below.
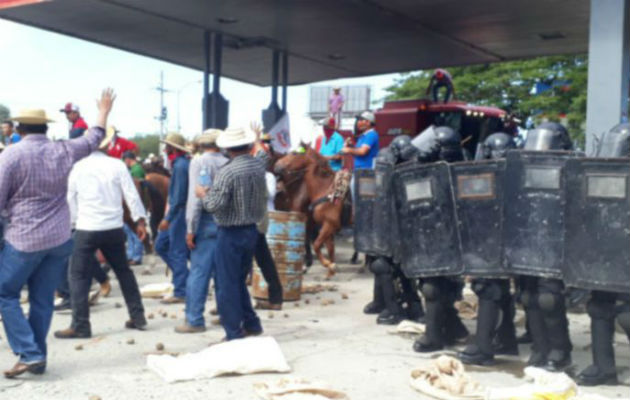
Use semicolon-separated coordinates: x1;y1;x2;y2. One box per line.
54;125;148;339
105;126;139;159
60;102;89;139
175;129;228;333
156;132;191;304
197;127;267;340
0;88;115;378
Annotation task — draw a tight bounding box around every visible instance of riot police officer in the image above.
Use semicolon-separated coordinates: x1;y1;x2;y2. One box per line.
404;126;469;352
513;122;574;371
576;122;630;386
362;137;424;325
457;132;519;365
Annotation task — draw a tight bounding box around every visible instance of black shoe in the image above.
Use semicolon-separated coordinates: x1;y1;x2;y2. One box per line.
125;318;148;331
413;336;444;353
576;365;618;386
493;342;519;356
376;310;402;325
54;298;71;311
458;346;495;366
54;328;91;339
544;353;572;372
363;301;385;315
517;331;532;344
527;351;547;367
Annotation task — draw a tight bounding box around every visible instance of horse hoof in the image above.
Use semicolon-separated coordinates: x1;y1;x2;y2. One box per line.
324;264;337;280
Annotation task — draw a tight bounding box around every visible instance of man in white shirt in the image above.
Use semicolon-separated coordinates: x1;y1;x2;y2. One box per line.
55;132;148;338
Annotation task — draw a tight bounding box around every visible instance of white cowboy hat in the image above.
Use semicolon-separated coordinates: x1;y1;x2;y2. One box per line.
10;109;54;124
198;129;223;145
160;132;190;153
99;125;118;149
216;127;255;149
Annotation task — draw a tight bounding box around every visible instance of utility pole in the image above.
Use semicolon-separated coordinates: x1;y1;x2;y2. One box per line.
154;71;170;139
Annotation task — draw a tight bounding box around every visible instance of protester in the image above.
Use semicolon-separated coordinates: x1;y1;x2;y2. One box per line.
176;129;228;333
426;68;455;103
0;88;115;378
60;102;89;139
123;151;146;179
198;127;266;340
316;117;344;171
1;120;21;145
342;111;379;201
105;126;139;158
121;151;146;265
54;254;111;311
328;86;344;128
156;133;190;304
55;125;148;339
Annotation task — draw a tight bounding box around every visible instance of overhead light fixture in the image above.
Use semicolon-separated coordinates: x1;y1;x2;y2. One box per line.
217;17;238;24
538;31;565;41
328;53;345;61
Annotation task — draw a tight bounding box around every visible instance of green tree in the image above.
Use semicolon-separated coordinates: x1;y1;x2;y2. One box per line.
131;133;160;159
385;54;588;146
0;104;10;123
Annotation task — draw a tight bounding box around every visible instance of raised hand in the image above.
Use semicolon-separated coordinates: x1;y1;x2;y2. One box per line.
96;88;116;128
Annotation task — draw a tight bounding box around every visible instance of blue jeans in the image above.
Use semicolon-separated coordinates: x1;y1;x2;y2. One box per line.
213;225;262;340
155;210;189;298
0;240;73;363
123;224;143;263
185;213;219;327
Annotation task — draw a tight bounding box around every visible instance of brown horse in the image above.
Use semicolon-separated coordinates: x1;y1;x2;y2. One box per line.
122;174;169;249
274;145;349;278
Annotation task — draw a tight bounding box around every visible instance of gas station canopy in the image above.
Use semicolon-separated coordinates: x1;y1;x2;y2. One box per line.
0;0;589;86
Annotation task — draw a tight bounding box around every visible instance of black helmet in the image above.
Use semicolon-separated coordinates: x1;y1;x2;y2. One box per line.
597;122;629;158
375;147;397;166
481;132;516;160
435;126;464;162
524;122;573;151
390;135;418;163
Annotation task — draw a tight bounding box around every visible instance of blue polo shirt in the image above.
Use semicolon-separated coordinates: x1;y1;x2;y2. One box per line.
353;129;379;170
318;131;344;171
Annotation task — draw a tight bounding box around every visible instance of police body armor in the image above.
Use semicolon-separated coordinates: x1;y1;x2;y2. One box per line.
563;122;630;293
394;126;464;278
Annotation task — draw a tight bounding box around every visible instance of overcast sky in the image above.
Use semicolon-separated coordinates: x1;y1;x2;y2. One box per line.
0;19;400;145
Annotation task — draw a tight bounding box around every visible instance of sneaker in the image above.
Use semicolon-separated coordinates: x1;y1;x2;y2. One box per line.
161;296;185;304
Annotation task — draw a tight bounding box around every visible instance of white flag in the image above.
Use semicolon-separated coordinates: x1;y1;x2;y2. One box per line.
269;113;291;154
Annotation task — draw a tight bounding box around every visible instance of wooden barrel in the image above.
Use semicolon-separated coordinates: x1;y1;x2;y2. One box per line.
252;211;306;302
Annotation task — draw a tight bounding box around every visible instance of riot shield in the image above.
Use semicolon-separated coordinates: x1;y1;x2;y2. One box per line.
504;150;579;278
392;161;463;278
353;169;378;255
563;158;630;293
373;160;398;258
451;159;508;276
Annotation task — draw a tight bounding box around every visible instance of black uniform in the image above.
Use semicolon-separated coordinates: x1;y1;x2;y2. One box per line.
361;138;424;325
457;133;518;365
576;122;630;386
407;127;469;352
516;122;573;371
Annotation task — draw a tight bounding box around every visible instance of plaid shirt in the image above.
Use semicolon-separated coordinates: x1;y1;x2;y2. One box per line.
202;154;266;227
0;127;105;252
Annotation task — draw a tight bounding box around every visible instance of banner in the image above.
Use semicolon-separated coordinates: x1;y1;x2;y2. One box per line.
269;113;291;154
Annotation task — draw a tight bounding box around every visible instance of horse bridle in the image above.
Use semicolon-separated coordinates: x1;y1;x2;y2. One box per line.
278;167;307;188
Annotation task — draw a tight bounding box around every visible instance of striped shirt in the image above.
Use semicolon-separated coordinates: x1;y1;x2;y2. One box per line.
202;154;266;227
0;127;105;252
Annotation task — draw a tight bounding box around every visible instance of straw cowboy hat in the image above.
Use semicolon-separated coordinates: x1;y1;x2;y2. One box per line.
99;125;118;149
10;109;54;124
198;129;222;145
160;132;190;152
216;127;256;149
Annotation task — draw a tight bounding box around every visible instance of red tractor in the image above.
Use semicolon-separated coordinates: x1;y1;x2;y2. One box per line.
339;98;516;168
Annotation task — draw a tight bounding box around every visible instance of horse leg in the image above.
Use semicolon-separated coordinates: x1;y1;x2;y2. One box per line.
313;222;337;279
325;235;335;266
